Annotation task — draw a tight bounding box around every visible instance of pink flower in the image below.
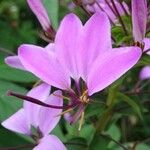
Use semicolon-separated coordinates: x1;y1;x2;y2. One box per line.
139;38;150;80
73;0;129;23
2;83;66;150
27;0;51;31
132;0;147;42
6;13;142;123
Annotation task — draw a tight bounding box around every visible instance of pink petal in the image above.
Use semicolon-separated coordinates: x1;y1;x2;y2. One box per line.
88;47;142;95
132;0;147;42
55;13;83;80
24;83;51;128
38;91;63;135
78;12;111;79
27;0;51;31
5;56;25;70
140;66;150;80
18;44;70;90
143;38;150;55
33;135;66;150
45;43;55;53
1;109;30;135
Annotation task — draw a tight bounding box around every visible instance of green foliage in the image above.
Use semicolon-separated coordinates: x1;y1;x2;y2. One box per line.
43;0;59;29
0;80;27;121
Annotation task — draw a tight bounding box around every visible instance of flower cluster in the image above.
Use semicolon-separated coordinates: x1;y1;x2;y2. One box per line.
1;0;150;150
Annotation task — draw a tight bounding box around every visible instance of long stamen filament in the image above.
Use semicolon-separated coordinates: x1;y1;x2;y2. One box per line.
56;108;73;117
78;112;85;131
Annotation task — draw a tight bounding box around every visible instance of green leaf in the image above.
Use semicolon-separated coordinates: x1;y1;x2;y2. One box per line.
113;143;150;150
106;124;121;148
136;144;150;150
0;65;38;83
65;122;95;144
43;0;59;29
66;137;88;150
137;54;150;66
0;55;38;83
117;93;143;119
0;80;27;121
88;133;111;150
51;124;67;142
0;125;33;148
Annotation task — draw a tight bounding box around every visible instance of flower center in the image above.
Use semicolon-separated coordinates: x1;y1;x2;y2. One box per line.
79;90;90;104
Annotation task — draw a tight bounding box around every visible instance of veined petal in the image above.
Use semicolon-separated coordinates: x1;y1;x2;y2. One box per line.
24;83;51;128
140;66;150;80
38;91;63;135
78;12;111;79
88;47;142;95
55;13;83;80
27;0;50;31
1;109;30;135
18;44;70;90
5;56;25;70
33;135;66;150
132;0;147;42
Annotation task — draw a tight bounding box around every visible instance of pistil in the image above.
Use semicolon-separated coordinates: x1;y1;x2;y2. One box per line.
7;91;78;110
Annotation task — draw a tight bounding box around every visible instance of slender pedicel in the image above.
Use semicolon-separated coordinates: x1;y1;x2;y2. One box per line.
118;0;129;16
7;91;79;109
110;0;128;35
105;0;117;16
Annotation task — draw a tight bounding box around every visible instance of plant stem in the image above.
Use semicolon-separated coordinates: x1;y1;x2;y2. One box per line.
100;133;129;150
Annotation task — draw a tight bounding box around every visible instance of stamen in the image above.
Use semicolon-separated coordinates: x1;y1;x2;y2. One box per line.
78;112;85;131
7;91;77;110
79;90;89;104
70;105;84;125
52;93;70;101
56;108;73;117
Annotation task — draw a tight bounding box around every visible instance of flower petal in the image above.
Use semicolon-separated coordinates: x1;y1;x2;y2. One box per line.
27;0;51;31
1;109;30;135
88;47;142;95
18;44;70;90
33;135;66;150
5;56;25;70
78;12;111;79
38;90;63;134
132;0;147;42
55;13;83;80
140;66;150;80
24;83;51;127
143;38;150;55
